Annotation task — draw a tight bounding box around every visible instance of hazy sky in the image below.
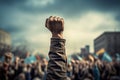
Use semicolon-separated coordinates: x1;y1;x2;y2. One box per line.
0;0;120;55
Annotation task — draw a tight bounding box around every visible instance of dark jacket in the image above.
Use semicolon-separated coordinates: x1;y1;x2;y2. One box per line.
46;38;67;80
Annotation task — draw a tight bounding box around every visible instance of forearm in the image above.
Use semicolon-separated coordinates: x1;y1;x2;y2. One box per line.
45;16;66;80
46;37;67;80
52;33;63;39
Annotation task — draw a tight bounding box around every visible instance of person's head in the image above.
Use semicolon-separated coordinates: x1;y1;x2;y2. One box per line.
4;52;13;64
20;59;25;66
33;77;41;80
27;64;31;69
18;73;26;80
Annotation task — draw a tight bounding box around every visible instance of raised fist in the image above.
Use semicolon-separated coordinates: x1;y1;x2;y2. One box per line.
45;16;64;38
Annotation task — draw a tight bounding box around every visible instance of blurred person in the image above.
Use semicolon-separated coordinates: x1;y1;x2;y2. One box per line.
2;52;15;80
33;77;41;80
14;73;26;80
114;61;120;76
92;63;100;80
33;61;44;79
25;64;32;80
0;62;9;80
41;58;48;80
4;52;13;64
67;63;72;79
73;60;79;80
31;62;37;80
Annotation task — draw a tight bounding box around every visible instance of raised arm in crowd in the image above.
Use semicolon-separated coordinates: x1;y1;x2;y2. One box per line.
45;16;68;80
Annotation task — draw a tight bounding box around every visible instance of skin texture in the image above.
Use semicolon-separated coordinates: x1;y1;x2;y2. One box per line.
45;16;64;39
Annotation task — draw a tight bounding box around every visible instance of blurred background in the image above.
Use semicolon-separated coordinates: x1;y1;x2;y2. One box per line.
0;0;120;58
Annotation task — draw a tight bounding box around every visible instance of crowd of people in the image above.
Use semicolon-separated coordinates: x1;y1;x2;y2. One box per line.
0;53;48;80
0;16;120;80
67;58;120;80
0;52;120;80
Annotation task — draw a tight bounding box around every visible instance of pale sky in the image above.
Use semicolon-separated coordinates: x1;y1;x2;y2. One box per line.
0;0;120;55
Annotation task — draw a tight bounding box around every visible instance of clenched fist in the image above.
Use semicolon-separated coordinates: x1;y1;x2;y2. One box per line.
45;16;64;38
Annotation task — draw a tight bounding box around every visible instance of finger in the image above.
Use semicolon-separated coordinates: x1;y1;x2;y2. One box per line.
57;17;61;21
49;16;54;21
61;18;64;24
45;18;49;28
53;16;57;21
61;18;64;29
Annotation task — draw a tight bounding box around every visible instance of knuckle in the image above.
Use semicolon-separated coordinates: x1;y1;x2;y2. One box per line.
49;18;53;21
57;17;61;21
54;18;57;21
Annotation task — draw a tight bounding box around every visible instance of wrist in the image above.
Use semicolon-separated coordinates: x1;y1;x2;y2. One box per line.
52;33;63;39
